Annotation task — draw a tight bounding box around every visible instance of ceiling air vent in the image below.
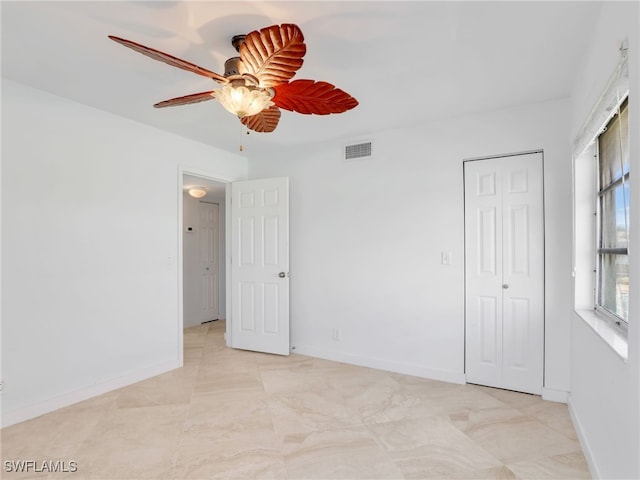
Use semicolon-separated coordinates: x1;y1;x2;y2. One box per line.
343;140;373;161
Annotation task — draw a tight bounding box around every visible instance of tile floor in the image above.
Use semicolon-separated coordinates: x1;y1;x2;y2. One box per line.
1;321;590;479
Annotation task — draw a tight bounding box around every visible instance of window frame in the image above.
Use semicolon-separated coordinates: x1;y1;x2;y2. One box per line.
594;96;629;331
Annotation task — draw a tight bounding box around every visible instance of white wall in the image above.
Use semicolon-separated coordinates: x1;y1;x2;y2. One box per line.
1;79;247;427
182;192;226;328
249;98;572;394
569;2;640;479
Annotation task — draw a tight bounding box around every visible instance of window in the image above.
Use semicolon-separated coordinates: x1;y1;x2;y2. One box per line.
596;97;629;327
573;45;629;356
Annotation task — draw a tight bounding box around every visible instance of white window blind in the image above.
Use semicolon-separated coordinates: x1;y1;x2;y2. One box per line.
573;41;628;157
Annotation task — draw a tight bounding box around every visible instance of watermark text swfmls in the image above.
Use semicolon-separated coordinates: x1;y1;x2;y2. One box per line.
4;460;78;474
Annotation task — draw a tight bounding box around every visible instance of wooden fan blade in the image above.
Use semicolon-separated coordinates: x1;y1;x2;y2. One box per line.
273;80;358;115
238;24;306;88
108;35;228;83
153;91;216;108
240;106;282;132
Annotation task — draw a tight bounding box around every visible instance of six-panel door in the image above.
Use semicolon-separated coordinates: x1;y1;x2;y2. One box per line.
464;153;544;394
230;177;290;355
199;201;219;323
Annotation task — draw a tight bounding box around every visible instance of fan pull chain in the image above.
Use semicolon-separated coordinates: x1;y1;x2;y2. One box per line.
239;128;250;152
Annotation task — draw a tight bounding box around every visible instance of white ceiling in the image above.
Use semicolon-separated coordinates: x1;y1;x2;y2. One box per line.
1;1;603;156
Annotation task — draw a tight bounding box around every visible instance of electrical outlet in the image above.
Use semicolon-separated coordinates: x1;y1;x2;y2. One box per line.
441;251;452;265
331;328;342;341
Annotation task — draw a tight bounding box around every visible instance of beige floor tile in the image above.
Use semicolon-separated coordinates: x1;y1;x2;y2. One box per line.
448;405;528;434
202;337;227;348
398;459;518;480
474;385;546;409
183;325;209;348
199;343;228;357
348;385;423;426
199;350;261;374
332;371;440;426
0;470;50;480
1;323;590;480
462;466;518;479
391;373;468;394
520;401;579;442
507;451;591;479
2;391;119;480
174;415;284;479
179;414;281;456
193;365;264;395
70;404;188;479
461;413;583;465
2;403;110;461
182;346;204;366
185;390;271;431
174;449;287;479
324;364;395;390
115;368;197;409
258;352;341;372
283;427;404;480
367;416;503;477
260;367;336;396
268;389;361;436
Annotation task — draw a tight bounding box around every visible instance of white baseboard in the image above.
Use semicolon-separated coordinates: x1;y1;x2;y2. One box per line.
541;387;569;403
567;395;599;479
1;360;179;429
293;345;466;385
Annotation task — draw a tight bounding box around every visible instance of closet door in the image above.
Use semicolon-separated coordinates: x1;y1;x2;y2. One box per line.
464;152;544;395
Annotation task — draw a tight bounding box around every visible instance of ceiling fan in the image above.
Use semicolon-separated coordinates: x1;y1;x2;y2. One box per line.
108;23;358;133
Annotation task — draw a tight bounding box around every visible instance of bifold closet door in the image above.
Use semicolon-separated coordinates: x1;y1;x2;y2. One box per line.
464;152;544;395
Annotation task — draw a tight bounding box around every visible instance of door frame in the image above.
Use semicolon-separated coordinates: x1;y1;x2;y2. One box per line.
462;149;546;390
177;166;233;366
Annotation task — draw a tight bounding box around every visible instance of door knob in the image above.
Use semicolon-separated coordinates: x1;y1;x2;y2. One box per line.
502;284;509;289
279;272;287;278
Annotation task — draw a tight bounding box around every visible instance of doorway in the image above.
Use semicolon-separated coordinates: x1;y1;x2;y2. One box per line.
464;151;544;395
182;174;227;329
178;173;291;362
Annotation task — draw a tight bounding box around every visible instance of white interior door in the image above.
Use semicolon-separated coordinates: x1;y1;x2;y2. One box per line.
464;152;544;394
230;177;290;355
199;202;219;322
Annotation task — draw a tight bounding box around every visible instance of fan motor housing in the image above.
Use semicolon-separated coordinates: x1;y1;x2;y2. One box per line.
224;57;241;77
231;34;246;52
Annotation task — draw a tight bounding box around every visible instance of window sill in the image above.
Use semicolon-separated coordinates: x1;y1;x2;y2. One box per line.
575;309;628;360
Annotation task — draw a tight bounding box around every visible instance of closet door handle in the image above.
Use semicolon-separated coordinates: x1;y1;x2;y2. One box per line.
502;284;509;289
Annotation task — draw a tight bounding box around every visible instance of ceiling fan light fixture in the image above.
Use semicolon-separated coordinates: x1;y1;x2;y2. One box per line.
110;23;358;133
188;187;207;198
217;83;274;118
